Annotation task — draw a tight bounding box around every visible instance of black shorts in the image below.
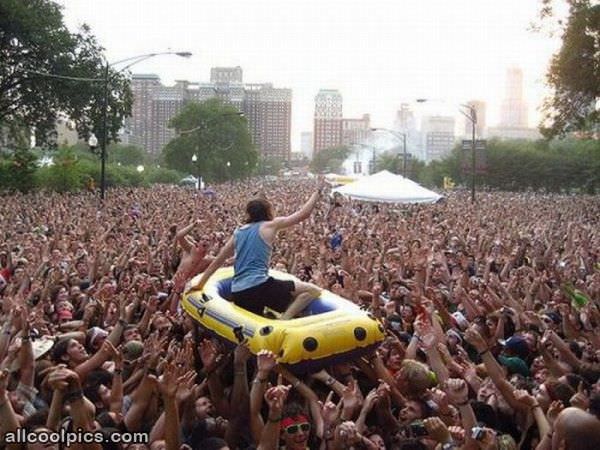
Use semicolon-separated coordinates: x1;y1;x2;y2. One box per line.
231;277;295;315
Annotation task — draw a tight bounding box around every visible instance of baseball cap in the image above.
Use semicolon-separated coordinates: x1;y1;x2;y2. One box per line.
122;340;144;361
497;355;530;377
86;327;108;348
499;335;529;359
451;311;469;331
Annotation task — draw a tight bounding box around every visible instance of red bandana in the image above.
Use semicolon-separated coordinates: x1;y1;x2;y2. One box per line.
280;415;310;430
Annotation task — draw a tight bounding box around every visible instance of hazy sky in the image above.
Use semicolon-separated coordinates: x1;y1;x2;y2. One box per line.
61;0;563;150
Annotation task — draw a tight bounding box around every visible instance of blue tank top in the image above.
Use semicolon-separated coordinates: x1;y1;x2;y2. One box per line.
231;222;272;292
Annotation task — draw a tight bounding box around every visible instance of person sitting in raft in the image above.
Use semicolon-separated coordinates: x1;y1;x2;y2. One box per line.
186;183;324;319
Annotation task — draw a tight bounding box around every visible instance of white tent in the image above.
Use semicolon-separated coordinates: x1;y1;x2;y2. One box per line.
331;170;442;204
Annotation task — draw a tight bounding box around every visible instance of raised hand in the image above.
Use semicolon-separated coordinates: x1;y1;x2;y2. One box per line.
362;388;379;412
47;367;72;391
335;421;361;446
423;417;452;444
175;370;197;404
514;389;537;409
444;378;469;406
430;388;450;414
341;378;363;416
233;340;252;367
546;400;564;426
569;382;589;411
157;362;178;398
256;349;277;376
318;390;339;426
264;384;290;420
198;338;217;370
464;326;487;353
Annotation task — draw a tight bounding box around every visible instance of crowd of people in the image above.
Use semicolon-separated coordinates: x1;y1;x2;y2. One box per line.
0;179;599;450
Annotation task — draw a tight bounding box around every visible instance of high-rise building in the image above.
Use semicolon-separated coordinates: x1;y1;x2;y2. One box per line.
127;74;161;151
243;84;292;160
394;103;416;131
464;100;486;138
210;66;243;84
128;69;291;159
148;81;189;156
421;115;455;162
341;114;371;146
490;67;541;140
313;89;343;153
500;67;528;128
393;103;421;160
301;132;313;160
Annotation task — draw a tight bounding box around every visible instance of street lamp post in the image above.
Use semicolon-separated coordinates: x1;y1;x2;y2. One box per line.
462;104;478;204
371;128;408;176
98;52;191;199
180;112;244;183
416;99;477;203
191;153;199;190
28;51;192;200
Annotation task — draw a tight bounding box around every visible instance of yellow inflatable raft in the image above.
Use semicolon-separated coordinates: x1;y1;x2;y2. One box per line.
182;267;385;373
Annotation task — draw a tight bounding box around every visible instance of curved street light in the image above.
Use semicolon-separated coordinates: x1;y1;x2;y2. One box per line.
370;128;408;177
26;51;192;200
417;98;477;202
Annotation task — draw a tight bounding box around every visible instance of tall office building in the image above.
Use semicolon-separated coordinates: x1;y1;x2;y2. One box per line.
127;74;161;151
148;81;188;156
341;114;371;146
128;68;291;159
313;89;343;153
500;67;528;128
210;66;243;83
489;67;541;140
464;100;487;138
243;84;292;160
393;103;421;160
421;115;455;162
394;103;416;131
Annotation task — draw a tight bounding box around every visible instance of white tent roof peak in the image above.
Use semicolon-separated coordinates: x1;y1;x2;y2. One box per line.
331;170;442;204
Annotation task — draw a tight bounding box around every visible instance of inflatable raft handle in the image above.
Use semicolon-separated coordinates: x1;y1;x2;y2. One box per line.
233;326;245;343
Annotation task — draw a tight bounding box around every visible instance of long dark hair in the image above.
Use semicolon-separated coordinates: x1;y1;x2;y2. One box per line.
245;198;273;223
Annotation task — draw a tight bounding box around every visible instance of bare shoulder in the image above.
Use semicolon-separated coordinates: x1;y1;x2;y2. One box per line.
259;220;278;243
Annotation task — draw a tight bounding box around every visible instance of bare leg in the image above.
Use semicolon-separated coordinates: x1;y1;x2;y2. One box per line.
282;281;322;319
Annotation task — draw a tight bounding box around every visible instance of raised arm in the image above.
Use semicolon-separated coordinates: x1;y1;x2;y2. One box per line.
269;187;322;231
188;237;234;291
176;221;199;253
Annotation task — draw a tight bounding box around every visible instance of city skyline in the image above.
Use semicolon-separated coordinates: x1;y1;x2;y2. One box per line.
60;0;565;152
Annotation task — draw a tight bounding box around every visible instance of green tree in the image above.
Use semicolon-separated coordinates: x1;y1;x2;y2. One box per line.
425;138;600;193
107;143;145;166
309;145;351;173
8;147;38;192
0;0;132;147
163;99;256;182
537;1;599;138
375;152;403;174
41;146;82;192
258;156;284;175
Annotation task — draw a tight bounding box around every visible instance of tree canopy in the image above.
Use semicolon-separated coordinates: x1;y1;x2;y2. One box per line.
417;138;600;193
539;0;599;138
162;98;257;181
0;0;132;147
309;145;351;173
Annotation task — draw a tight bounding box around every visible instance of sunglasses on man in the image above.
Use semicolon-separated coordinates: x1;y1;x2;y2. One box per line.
284;423;311;434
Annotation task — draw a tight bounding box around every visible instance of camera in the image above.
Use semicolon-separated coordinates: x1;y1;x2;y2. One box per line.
409;421;428;437
471;426;485;441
